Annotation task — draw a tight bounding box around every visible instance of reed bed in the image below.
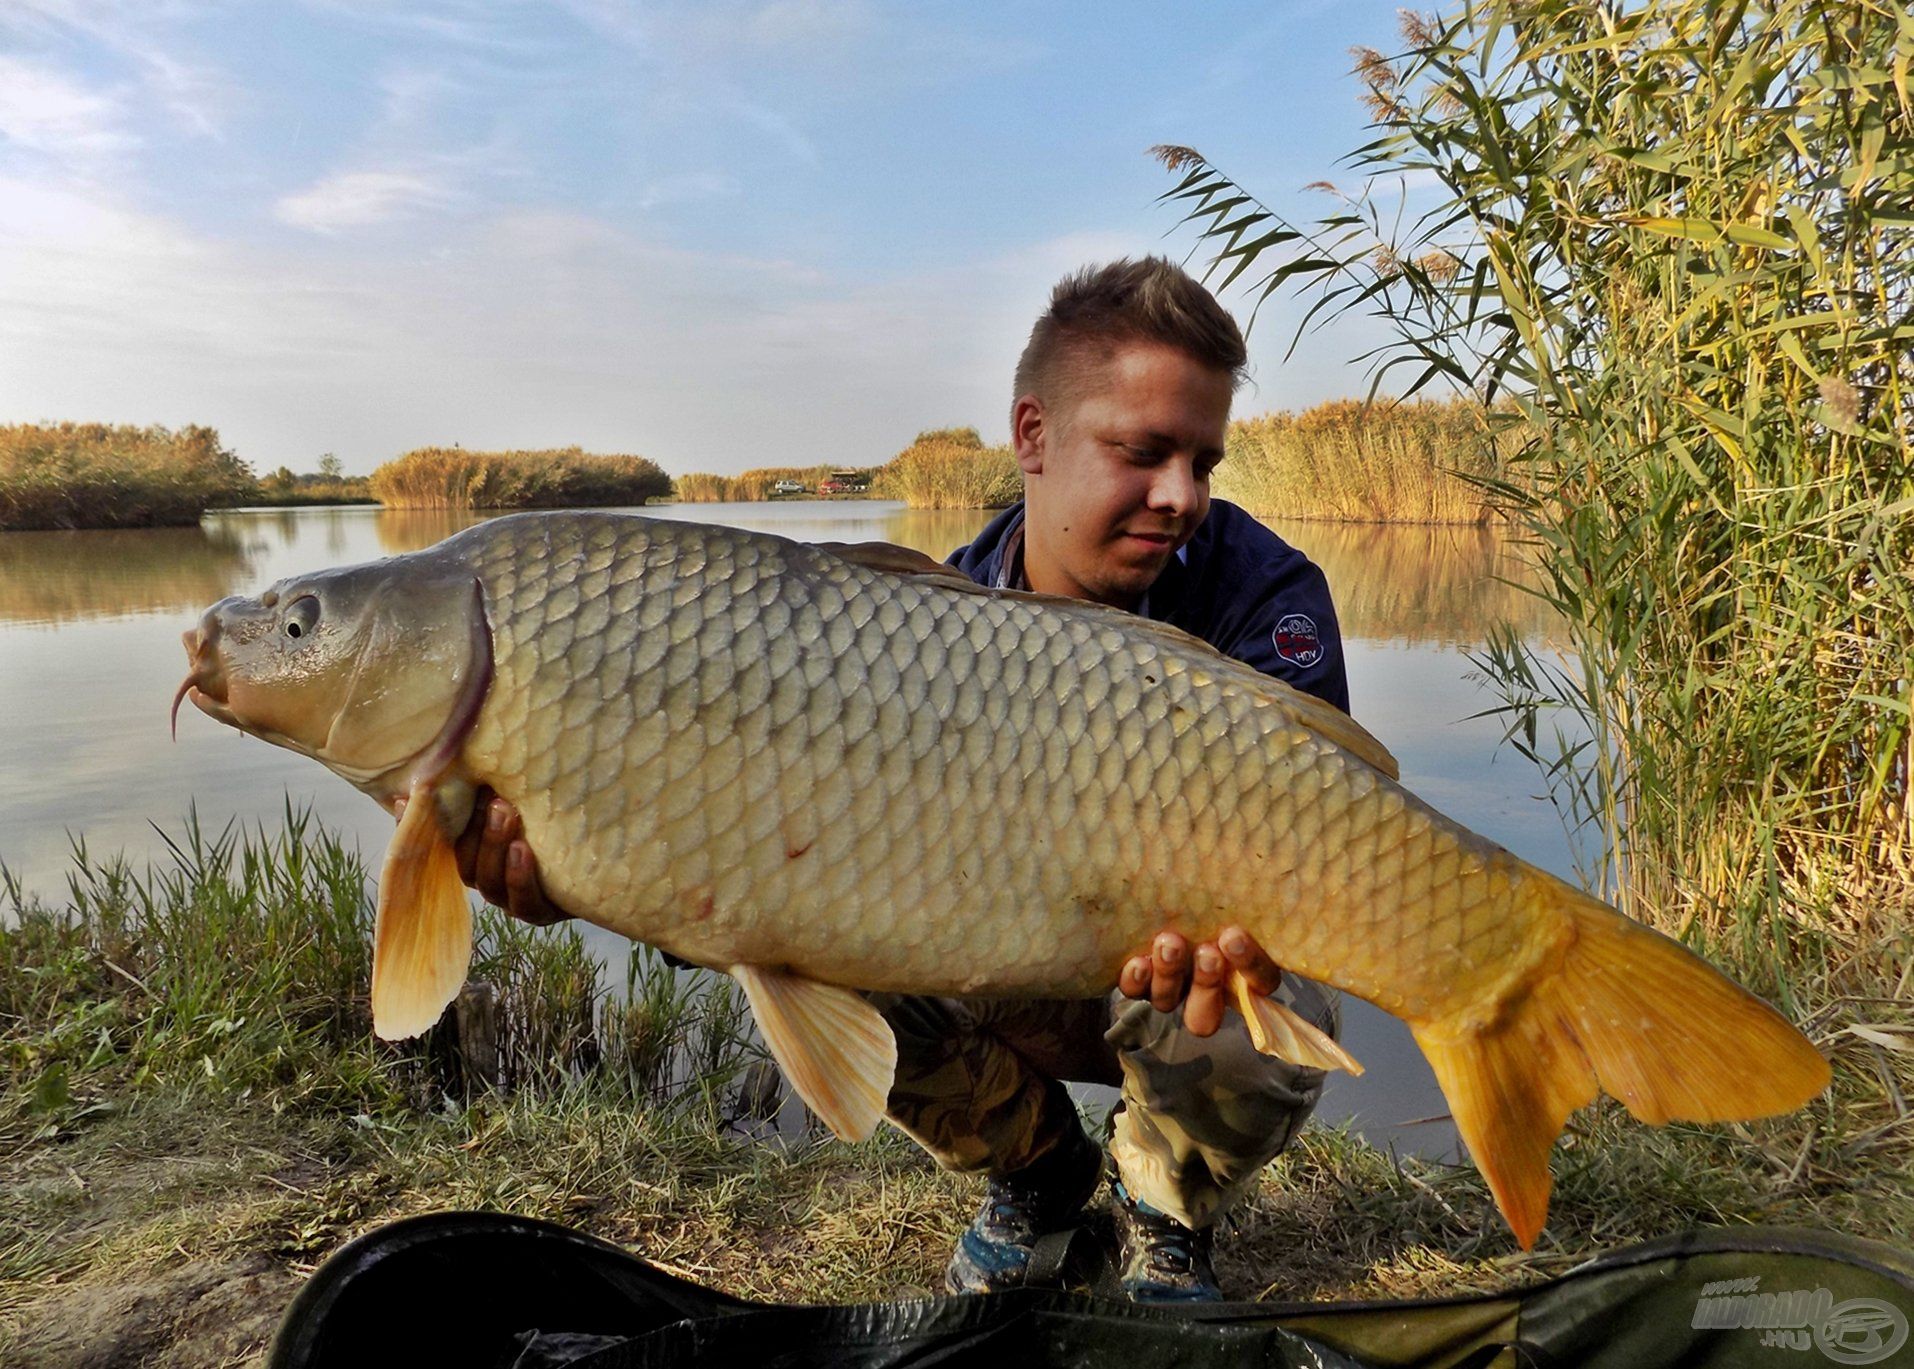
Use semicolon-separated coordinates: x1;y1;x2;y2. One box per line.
370;447;672;510
0;424;257;531
1157;0;1911;1235
253;467;378;506
1220;398;1513;524
670;465;859;503
872;427;1021;509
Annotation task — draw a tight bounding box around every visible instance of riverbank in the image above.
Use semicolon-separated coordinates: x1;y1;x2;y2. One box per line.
3;819;1903;1366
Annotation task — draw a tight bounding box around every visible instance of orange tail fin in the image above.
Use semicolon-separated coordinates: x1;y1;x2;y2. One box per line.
1412;880;1830;1249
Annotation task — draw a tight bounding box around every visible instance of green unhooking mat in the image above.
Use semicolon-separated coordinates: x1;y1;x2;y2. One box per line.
267;1213;1913;1368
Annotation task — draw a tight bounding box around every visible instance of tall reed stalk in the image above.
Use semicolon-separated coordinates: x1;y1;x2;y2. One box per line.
1156;1;1911;961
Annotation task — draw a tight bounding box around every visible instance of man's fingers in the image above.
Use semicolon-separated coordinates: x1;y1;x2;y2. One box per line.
504;841;567;926
1217;925;1282;997
1119;955;1152;1000
1183;944;1227;1036
1149;932;1189;1014
472;798;517;905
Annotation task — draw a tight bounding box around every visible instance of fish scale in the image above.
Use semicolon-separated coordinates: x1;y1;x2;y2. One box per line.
452;512;1532;1012
182;507;1830;1248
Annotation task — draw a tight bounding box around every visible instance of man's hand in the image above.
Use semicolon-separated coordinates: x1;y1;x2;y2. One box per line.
1118;926;1282;1037
451;788;570;926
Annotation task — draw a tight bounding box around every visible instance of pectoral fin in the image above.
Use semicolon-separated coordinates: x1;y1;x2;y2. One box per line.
371;781;474;1041
1231;970;1364;1075
731;964;896;1142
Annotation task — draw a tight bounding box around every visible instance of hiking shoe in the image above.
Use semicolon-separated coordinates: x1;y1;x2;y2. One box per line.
944;1129;1103;1295
1110;1180;1222;1303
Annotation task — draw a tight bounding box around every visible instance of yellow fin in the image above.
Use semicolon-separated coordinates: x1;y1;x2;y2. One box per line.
371;783;474;1041
731;964;896;1142
1231;970;1365;1075
1413;878;1831;1250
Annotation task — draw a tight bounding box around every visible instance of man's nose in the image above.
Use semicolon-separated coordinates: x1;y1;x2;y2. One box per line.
1147;457;1199;516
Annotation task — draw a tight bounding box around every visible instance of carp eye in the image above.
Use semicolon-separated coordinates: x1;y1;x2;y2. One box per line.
283;595;320;642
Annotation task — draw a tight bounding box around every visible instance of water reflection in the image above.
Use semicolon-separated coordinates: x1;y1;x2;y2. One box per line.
1273;520;1551;646
372;502;997;563
0;524;252;626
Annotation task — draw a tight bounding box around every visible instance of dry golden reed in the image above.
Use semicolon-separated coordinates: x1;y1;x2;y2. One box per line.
1218;398;1511;524
0;423;257;531
872;427;1021;510
370;447;672;510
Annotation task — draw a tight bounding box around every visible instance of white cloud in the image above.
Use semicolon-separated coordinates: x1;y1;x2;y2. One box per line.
0;55;136;160
0;173;1092;475
6;1;234;140
273;169;461;232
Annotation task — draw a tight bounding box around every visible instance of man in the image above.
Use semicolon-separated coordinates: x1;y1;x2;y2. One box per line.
458;257;1350;1303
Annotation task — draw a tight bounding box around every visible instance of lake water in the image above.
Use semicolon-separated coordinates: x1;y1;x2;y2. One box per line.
0;501;1575;1157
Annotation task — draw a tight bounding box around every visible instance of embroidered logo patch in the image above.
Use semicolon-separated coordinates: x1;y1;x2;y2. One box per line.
1272;613;1324;668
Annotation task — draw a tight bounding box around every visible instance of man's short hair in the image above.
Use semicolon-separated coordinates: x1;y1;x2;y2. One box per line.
1013;257;1248;418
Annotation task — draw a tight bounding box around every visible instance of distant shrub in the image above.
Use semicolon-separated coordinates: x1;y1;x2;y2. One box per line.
370;447;672;510
0;423;257;531
671;464;879;502
873;427;1021;509
257;465;377;506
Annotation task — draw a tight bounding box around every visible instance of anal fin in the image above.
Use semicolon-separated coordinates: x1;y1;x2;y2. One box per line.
731;964;896;1142
371;781;475;1041
1231;969;1364;1075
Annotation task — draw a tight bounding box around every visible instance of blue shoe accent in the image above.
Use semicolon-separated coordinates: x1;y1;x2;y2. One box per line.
943;1131;1103;1295
1111;1181;1222;1304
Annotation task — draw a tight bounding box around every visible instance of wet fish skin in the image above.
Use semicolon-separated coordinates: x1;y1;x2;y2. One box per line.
181;509;1831;1248
455;513;1502;1011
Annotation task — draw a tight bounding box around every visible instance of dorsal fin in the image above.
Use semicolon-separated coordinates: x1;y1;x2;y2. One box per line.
817;538;1401;781
815;540;978;585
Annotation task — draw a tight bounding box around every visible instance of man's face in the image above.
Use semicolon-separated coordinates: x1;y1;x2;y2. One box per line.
1014;340;1233;609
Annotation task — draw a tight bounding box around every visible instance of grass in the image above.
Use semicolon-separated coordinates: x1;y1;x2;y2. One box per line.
3;815;1907;1365
871;427;1021;509
1218;398;1515;525
370;447;673;510
0;424;257;532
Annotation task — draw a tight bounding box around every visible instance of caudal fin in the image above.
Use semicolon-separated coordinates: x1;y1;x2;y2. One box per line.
1412;881;1830;1249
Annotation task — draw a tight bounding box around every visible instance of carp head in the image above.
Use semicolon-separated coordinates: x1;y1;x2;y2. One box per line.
175;557;491;805
176;553;494;1043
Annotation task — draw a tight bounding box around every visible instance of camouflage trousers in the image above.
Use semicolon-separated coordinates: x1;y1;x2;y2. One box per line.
870;975;1339;1230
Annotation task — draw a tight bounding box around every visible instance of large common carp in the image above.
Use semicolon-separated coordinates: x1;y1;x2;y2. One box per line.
176;511;1828;1247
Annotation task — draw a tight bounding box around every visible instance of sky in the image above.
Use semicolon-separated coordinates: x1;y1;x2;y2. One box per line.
0;0;1423;477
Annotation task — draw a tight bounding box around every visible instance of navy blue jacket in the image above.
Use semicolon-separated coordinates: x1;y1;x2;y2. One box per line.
947;499;1350;715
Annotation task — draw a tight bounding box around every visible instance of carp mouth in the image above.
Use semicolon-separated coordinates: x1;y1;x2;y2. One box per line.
172;612;234;738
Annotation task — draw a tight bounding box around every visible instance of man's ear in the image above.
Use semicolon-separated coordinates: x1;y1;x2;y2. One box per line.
1011;394;1046;476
